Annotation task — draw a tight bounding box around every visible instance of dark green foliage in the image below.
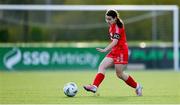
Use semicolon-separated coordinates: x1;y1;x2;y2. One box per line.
0;0;179;42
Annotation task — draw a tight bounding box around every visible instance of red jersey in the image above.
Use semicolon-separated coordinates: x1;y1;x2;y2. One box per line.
106;23;129;64
109;23;128;51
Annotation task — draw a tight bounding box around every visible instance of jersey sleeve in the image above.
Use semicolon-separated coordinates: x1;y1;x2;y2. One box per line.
112;25;121;40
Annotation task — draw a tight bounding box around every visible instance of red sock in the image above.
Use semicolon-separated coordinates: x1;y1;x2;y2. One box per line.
93;73;105;87
125;76;137;88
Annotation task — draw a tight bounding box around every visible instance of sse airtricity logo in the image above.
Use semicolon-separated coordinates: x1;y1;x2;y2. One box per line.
3;48;22;70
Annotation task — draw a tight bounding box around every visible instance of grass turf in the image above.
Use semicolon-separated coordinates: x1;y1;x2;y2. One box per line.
0;70;180;104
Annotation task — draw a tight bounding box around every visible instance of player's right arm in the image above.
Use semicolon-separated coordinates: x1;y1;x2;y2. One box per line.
96;38;118;53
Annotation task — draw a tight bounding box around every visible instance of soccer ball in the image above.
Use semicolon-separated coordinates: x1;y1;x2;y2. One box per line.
63;82;78;97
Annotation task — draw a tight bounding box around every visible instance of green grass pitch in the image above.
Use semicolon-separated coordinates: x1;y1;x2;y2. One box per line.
0;70;180;104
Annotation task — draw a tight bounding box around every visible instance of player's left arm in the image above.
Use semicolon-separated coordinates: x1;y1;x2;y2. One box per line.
96;33;120;53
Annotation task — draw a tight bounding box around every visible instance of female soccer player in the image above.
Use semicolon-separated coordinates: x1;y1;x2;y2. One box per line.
83;9;142;96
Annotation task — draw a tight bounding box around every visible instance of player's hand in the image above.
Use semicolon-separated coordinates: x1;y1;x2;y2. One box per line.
96;48;107;53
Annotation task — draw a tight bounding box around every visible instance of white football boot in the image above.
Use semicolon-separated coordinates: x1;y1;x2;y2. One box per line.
135;83;143;96
83;85;97;93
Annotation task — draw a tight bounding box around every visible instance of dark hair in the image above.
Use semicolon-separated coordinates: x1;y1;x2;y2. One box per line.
106;10;123;28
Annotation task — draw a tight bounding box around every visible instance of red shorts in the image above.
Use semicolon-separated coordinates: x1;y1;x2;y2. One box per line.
106;49;128;64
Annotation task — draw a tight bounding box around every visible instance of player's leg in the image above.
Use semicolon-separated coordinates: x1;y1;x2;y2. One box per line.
84;57;114;93
93;57;114;87
115;64;143;96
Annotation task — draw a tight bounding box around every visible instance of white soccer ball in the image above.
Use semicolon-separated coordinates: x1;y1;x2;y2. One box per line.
63;82;78;97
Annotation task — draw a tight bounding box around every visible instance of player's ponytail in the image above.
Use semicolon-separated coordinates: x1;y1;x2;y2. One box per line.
106;9;123;28
116;18;123;28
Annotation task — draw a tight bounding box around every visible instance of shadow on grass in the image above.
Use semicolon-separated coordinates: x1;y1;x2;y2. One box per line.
60;95;180;104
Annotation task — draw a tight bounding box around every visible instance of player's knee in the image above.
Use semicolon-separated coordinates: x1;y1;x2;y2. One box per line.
116;71;123;79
